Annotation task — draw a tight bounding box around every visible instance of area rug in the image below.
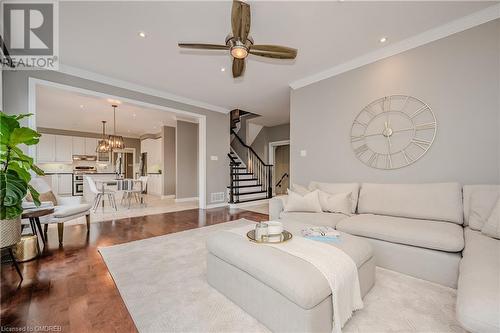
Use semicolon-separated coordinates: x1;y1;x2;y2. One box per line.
99;219;465;333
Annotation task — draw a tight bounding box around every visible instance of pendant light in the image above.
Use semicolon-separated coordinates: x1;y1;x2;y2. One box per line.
96;120;110;153
108;104;125;150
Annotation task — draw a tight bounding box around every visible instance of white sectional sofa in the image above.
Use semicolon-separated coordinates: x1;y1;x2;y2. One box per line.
270;182;500;333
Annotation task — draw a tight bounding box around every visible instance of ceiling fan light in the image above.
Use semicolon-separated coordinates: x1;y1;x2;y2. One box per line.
231;45;248;59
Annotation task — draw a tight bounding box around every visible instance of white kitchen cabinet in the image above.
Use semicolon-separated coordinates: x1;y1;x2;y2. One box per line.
85;137;98;155
55;135;73;162
37;134;56;162
72;137;85;155
56;174;73;195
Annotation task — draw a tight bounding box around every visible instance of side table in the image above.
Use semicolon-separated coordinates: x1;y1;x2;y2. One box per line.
21;208;54;255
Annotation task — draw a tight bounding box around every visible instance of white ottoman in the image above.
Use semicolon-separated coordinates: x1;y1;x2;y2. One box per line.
206;220;375;333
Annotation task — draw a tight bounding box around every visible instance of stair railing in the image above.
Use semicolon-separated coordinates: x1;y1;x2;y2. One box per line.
230;129;273;202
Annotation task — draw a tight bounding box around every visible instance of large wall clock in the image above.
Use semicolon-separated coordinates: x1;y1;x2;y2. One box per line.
350;95;437;170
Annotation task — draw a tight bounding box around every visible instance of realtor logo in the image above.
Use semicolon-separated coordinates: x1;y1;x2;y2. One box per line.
1;1;59;69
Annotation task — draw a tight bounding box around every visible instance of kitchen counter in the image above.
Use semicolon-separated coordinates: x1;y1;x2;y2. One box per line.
43;172;73;175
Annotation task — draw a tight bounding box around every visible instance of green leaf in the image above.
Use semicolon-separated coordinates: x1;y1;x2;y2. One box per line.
7;161;31;183
27;184;41;207
0;204;23;220
0;169;28;209
31;163;45;176
14;113;34;121
0;113;19;145
10;127;41;146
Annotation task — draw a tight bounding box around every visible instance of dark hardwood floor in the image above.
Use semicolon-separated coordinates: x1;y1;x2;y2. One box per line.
1;207;268;332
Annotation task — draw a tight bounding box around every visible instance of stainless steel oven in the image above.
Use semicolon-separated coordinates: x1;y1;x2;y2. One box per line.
73;166;96;196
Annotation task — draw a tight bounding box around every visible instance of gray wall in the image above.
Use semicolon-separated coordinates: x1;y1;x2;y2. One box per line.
2;70;230;206
162;126;176;196
251;123;290;164
291;19;500;186
176;121;199;199
37;127;141;163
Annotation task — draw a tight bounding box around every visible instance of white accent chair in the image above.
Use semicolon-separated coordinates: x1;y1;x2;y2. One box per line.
86;176;117;211
27;177;92;245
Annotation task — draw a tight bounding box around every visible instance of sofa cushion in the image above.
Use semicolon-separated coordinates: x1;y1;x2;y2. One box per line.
280;211;349;228
308;182;360;214
463;185;500;230
284;189;322;213
481;198;500;239
456;228;500;333
336;214;464;252
52;204;91;218
206;221;373;310
358;183;463;224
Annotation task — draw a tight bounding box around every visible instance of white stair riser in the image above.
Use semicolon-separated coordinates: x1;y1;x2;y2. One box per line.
232;179;259;186
232;174;255;180
234;186;264;194
236;192;268;200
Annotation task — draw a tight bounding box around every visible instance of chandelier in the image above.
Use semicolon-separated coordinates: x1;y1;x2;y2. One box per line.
108;104;125;150
96;121;110;153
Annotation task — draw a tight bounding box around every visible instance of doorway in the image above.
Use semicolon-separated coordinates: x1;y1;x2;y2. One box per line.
268;140;290;196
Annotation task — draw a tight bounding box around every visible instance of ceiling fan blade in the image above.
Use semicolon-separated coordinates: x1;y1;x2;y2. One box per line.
232;58;245;78
231;0;251;42
178;43;229;50
249;45;298;59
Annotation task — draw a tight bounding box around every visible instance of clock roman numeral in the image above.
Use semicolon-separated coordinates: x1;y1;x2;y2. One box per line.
399;96;410;112
415;122;436;131
354;120;368;127
411;138;432;150
351;135;365;143
402;150;414;165
364;108;376;118
386;154;393;169
410;105;429;118
367;153;379;167
354;144;369;157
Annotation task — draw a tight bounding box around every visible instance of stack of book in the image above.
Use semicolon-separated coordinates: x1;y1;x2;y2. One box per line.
301;226;341;243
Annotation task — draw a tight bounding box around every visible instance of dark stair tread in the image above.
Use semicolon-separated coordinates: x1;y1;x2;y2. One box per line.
231;172;253;175
232;178;258;182
227;184;262;189
232;167;246;170
231;197;270;204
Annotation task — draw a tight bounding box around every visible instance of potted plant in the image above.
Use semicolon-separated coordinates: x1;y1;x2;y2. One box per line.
0;112;44;249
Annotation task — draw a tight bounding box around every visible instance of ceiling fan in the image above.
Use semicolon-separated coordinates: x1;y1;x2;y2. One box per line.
178;0;297;78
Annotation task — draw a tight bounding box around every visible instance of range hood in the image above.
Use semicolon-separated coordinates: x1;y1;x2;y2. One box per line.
72;155;97;161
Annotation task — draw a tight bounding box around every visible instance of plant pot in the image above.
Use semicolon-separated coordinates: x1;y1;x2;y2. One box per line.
0;217;22;248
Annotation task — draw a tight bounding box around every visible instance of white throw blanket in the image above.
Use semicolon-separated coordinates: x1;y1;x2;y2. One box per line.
228;225;363;333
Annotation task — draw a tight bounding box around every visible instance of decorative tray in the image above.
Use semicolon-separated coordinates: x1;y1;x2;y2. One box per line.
247;229;293;243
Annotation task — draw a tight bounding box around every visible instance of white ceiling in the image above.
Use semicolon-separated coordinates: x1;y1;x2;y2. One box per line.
36;85;198;137
58;1;494;126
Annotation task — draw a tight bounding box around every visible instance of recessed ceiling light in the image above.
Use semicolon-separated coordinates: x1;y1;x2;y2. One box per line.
220;67;226;72
379;37;388;43
138;31;146;38
79;105;84;109
133;113;136;117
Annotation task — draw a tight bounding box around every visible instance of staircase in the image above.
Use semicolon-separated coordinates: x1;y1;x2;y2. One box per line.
228;110;273;204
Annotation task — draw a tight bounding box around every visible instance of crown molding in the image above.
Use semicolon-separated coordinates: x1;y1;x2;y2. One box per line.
57;64;231;114
290;4;500;90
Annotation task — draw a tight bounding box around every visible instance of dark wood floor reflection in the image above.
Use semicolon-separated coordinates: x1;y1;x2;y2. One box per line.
1;207;268;332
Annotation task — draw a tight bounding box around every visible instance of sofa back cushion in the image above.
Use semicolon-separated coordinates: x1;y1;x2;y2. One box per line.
358;183;463;224
463;185;500;230
308;182;360;214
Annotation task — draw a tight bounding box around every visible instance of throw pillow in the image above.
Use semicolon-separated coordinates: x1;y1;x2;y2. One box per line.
26;191;58;206
481;198;500;239
291;183;310;196
318;191;352;215
284;189;322;213
469;190;499;230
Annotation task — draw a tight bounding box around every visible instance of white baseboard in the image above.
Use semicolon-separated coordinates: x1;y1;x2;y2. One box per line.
161;195;176;199
175;197;199;203
206;202;229;209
